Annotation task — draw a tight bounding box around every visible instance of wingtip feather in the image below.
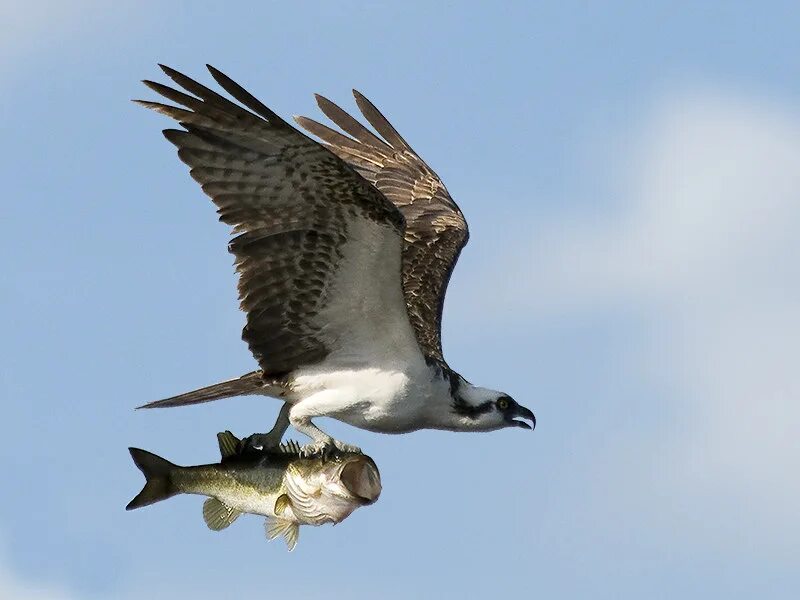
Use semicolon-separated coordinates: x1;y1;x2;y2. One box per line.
161;128;186;145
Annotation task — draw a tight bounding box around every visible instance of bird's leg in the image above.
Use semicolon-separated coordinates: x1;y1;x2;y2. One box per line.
289;395;361;458
291;419;336;458
241;402;290;452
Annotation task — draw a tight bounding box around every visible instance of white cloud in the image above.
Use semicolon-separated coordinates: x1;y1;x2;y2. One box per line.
0;551;76;600
1;2;85;54
482;90;800;314
0;1;133;71
567;90;799;493
473;87;800;548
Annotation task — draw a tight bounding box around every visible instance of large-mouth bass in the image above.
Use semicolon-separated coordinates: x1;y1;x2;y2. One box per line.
126;431;381;550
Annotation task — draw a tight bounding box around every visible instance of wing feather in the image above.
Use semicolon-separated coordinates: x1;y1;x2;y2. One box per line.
352;90;413;153
313;94;391;149
296;92;469;364
139;66;417;375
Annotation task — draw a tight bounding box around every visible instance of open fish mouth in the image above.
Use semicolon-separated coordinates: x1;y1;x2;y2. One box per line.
339;456;382;504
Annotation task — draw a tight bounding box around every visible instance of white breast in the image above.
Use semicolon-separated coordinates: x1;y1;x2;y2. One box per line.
290;359;444;433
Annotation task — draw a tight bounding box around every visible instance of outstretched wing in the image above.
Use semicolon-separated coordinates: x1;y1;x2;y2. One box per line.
138;65;421;376
296;93;468;364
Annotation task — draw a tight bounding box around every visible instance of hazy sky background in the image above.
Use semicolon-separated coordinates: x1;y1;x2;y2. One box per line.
1;1;798;598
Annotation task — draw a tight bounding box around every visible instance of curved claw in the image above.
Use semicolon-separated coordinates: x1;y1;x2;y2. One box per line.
298;439;361;459
333;440;362;454
298;440;334;459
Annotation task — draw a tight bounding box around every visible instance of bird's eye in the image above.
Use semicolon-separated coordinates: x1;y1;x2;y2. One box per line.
497;397;509;411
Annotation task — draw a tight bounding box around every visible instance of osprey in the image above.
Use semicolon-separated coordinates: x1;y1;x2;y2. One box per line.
137;65;535;456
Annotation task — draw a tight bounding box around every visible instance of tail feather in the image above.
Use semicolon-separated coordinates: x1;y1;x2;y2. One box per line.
126;448;179;510
137;371;273;409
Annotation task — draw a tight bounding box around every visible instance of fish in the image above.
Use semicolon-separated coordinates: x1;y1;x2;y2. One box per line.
126;431;381;550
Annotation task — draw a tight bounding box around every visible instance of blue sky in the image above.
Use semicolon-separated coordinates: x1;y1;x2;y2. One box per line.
1;1;799;598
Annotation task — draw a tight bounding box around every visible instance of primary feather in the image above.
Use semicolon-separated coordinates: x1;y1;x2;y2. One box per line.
136;65;534;451
296;92;469;364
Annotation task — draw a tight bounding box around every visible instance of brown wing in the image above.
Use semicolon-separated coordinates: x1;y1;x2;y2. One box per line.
137;66;419;376
296;92;469;363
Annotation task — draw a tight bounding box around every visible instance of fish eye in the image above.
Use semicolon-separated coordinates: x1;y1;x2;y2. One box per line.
496;397;510;411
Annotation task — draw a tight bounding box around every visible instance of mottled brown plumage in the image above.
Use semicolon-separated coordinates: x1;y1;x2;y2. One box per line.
137;65;405;377
295;93;469;363
137;66;535;445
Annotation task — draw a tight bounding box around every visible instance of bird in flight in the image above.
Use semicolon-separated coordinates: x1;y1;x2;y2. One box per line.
137;65;535;456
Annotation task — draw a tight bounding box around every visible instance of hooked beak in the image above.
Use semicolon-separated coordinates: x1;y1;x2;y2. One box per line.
511;405;536;430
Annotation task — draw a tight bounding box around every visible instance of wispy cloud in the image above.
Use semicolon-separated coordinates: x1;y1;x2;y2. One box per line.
1;2;87;56
0;548;76;600
470;87;800;549
0;1;133;72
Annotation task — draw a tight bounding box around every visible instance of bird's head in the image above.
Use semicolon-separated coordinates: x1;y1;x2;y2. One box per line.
447;378;536;432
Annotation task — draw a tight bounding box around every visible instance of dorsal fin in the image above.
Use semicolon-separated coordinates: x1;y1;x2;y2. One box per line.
265;517;300;551
216;431;240;459
202;498;241;531
276;440;302;455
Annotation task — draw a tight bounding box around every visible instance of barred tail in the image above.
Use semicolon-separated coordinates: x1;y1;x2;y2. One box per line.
137;371;276;409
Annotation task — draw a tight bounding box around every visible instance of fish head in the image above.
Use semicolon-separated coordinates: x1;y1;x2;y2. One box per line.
283;453;382;525
291;453;381;504
338;454;382;505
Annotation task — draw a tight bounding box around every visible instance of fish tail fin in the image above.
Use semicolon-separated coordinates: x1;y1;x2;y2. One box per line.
126;448;179;510
135;371;276;409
